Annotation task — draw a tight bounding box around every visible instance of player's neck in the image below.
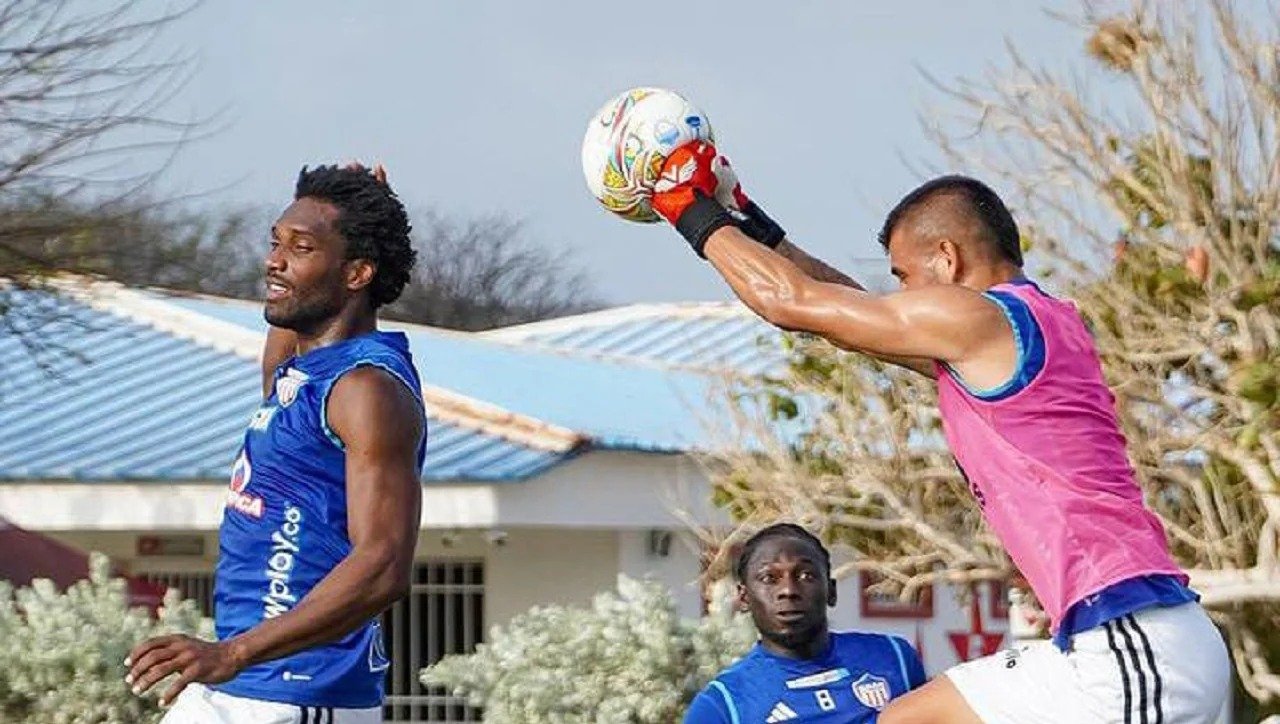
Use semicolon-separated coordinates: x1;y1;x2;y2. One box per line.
294;305;378;355
762;628;831;660
962;262;1025;291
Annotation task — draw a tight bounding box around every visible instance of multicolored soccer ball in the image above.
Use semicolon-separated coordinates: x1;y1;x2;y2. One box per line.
580;87;714;223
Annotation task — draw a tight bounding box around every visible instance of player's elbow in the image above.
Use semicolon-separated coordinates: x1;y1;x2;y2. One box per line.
755;286;817;333
358;543;414;608
747;281;808;332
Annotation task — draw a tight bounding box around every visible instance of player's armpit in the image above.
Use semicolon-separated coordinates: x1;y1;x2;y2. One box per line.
872;353;937;378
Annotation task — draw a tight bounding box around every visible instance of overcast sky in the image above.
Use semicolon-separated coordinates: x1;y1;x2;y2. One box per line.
154;1;1084;304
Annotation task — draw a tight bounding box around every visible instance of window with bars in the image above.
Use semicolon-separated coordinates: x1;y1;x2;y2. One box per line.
141;560;486;723
383;559;485;723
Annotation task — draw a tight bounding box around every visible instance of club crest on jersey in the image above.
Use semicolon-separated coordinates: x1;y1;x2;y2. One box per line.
368;620;390;672
851;673;891;710
275;368;310;407
225;450;263;518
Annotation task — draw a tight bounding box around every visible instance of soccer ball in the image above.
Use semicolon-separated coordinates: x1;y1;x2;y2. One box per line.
581;87;714;223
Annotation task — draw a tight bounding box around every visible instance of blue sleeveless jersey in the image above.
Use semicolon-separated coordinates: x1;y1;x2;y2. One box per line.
213;331;426;708
684;631;926;723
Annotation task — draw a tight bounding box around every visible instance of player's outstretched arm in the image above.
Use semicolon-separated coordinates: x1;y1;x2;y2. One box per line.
126;367;424;705
656;144;936;375
702;227;1005;364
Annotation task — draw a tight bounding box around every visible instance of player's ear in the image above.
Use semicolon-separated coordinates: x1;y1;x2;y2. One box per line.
735;583;749;613
345;258;376;294
826;578;838;608
936;238;962;283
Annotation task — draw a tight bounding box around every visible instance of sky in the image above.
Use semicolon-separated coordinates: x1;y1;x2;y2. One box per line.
151;1;1084;304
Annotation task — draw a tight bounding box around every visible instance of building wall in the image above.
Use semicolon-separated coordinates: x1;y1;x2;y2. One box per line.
615;528;706;618
411;527;619;628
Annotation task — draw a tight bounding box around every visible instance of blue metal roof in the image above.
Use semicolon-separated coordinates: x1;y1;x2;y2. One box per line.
0;293;259;480
146;294;750;453
485;305;785;375
0;291;575;482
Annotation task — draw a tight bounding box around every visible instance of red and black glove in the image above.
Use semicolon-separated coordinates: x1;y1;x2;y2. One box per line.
651;142;742;257
712;156;787;249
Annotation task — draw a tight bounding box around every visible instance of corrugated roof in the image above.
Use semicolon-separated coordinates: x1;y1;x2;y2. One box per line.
0;292;260;480
1;282;790;483
137;291;749;453
0;288;580;482
482;303;785;375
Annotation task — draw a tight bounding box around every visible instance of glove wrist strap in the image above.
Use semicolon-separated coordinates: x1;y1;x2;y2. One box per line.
741;201;786;249
674;193;737;258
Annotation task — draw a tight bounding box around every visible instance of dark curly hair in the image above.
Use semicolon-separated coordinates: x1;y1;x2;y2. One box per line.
294;165;415;308
734;523;831;582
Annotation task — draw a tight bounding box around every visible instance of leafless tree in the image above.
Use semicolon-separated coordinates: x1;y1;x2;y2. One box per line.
0;0;198;358
384;211;602;331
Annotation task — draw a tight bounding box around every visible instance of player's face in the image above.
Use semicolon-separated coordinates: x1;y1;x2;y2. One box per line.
264;197;351;332
738;538;835;656
886;229;957;290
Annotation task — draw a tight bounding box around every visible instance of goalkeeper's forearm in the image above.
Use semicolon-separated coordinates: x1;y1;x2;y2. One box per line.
773;240;866;289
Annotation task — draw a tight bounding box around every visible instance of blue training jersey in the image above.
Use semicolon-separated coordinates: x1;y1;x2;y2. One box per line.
685;631;926;723
213;331;427;708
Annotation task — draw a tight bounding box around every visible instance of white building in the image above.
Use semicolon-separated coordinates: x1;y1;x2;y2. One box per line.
0;280;1012;722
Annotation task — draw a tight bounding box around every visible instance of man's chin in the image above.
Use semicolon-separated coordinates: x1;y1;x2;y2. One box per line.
263;305;298;330
763;623;820;650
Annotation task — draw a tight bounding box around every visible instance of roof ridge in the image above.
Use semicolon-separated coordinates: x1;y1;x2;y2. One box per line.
46;276;263;361
420;384;585;453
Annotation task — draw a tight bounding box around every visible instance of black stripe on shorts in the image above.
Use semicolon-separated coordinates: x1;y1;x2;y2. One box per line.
1127;614;1165;724
1105;621;1134;724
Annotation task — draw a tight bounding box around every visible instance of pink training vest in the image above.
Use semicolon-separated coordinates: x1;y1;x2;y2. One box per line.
935;281;1187;632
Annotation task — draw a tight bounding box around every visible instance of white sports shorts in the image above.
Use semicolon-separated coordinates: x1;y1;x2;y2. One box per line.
946;602;1230;723
160;683;382;724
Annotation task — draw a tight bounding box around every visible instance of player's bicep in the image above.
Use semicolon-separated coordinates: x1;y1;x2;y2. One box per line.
776;283;1001;363
327;368;424;552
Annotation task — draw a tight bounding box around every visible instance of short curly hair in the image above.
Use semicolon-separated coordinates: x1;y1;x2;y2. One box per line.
295;165;415;307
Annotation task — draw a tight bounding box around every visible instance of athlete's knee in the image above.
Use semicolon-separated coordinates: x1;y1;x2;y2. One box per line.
879;676;982;724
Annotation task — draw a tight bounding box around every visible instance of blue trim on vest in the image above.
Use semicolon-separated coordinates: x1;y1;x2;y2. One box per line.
944;289;1046;401
709;680;740;724
1054;574;1199;651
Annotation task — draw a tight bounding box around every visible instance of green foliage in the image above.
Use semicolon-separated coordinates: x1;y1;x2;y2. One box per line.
0;554;211;724
421;576;756;724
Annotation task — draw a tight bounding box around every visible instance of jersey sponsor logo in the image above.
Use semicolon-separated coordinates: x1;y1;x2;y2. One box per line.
262;504;303;618
785;667;850;689
765;701;798;722
851;673;891;710
275;368;310;407
225;451;264;518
